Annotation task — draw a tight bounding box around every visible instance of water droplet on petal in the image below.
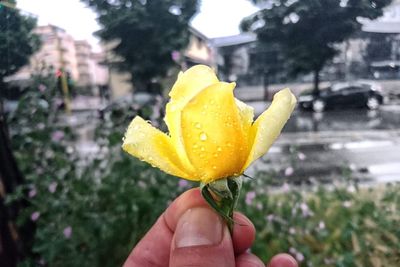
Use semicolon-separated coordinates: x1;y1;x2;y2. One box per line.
199;132;207;141
169;105;177;112
217;146;222;152
200;146;205;151
195;122;201;129
212;166;217;170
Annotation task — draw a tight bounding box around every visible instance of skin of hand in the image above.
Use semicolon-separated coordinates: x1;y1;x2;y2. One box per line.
123;188;298;267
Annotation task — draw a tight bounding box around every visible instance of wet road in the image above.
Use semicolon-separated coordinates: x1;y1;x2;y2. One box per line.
249;102;400;133
248;103;400;184
285;105;400;133
250;131;400;184
69;102;400;184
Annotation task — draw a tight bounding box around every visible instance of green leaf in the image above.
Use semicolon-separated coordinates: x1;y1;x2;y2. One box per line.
200;176;243;232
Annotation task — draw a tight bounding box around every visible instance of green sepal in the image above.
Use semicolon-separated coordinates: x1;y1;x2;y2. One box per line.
200;176;243;233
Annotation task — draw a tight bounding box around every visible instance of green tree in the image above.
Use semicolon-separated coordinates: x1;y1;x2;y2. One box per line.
241;0;392;94
0;0;40;87
81;0;199;92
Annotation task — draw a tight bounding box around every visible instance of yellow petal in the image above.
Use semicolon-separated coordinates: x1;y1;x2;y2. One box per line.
164;65;219;174
235;98;254;147
168;65;219;101
243;88;296;170
181;82;248;183
122;116;197;180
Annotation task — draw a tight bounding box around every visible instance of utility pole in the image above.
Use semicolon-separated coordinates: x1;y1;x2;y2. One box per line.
52;25;72;114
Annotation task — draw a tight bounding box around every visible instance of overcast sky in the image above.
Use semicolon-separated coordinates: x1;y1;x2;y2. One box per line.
17;0;258;52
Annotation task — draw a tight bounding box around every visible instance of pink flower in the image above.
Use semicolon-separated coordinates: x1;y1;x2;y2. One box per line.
178;180;189;188
137;181;146;189
48;182;58;193
171;51;181;62
38;84;47;92
295;252;305;262
55;99;63;106
284;167;294;176
300;202;314;217
343;201;352;208
245;191;256;205
31;211;40;221
28;188;37;198
266;214;275;222
297;152;306;160
282;183;290;192
51;131;65;142
347;185;356;193
63;226;72;238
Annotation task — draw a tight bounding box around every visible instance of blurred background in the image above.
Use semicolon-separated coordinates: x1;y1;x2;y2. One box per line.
0;0;399;266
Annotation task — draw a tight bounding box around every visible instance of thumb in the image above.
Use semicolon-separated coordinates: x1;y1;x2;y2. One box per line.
170;207;235;267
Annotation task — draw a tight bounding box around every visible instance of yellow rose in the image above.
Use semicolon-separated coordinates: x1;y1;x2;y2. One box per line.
122;65;296;184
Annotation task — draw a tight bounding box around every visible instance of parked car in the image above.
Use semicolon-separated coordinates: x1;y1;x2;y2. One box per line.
298;82;384;112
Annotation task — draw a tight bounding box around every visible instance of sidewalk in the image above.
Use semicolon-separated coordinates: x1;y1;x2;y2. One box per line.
277;129;400;146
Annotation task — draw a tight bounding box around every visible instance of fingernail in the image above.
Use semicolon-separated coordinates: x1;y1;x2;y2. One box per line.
175;207;223;248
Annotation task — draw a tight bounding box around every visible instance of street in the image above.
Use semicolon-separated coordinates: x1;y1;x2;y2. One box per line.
248;103;400;184
68;100;400;185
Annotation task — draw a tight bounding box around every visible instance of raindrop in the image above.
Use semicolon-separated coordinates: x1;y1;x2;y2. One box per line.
193;144;199;149
212;166;217;170
195;122;201;129
199;132;207;141
168;5;182;15
200;146;205;152
217;146;222;152
213;153;218;158
169;105;177;112
148;156;153;161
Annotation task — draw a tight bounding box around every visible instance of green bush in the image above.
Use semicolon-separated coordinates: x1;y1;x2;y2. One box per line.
239;178;400;267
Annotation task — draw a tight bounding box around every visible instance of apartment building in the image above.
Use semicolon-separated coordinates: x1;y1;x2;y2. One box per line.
8;25;108;89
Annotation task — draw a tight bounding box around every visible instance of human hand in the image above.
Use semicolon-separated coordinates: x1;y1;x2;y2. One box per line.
123;188;298;267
